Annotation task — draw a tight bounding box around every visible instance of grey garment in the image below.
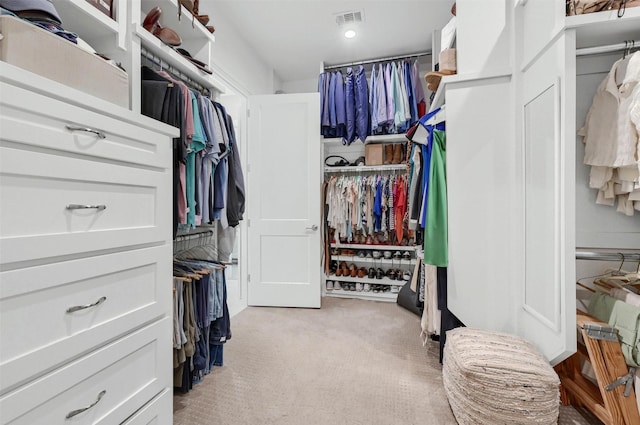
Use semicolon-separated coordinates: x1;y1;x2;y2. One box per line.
217;220;237;262
174;279;183;349
408;144;422;230
207;268;223;321
177;281;187;346
214;269;225;319
213;102;230;148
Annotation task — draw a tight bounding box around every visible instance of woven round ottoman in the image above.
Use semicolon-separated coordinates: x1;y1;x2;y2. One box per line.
443;328;560;425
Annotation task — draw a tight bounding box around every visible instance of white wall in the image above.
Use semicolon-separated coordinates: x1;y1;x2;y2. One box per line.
208;8;279;95
280;78;318;94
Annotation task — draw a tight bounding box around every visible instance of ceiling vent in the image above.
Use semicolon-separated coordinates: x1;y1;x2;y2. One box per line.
335;10;364;26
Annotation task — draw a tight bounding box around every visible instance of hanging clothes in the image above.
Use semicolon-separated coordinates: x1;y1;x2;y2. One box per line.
579;51;640;215
423;129;448;267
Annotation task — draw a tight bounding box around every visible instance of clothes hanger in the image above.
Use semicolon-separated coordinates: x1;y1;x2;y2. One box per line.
424;105;446;126
616;40;634;86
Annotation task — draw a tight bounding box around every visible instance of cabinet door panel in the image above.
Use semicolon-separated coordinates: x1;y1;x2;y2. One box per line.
447;77;517;334
520;0;565;70
520;32;576;364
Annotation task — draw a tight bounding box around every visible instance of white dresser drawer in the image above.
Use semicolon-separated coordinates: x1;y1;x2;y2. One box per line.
0;317;171;425
121;389;172;425
0;245;172;393
0;82;172;169
0;145;171;265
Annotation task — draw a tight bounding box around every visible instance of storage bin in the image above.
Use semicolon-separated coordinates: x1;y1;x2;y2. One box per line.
0;16;128;108
365;144;384;166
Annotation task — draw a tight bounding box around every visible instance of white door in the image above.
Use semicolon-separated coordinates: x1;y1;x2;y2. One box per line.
247;93;321;308
519;31;577;365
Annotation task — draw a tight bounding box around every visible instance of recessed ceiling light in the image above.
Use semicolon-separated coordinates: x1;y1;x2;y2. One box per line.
344;29;356;39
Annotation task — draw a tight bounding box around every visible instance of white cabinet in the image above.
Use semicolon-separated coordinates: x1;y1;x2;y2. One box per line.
446;5;640;364
0;65;177;423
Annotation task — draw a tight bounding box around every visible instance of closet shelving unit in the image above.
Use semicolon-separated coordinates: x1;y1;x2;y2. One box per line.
322;129;416;302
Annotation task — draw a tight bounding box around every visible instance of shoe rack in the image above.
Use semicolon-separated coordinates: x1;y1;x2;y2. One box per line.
325;244;416;302
322;133;414;303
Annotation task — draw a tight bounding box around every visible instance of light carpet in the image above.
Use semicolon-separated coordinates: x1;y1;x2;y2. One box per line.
173;297;602;425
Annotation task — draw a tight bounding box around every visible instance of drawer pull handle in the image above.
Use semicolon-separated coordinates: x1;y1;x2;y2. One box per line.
66;204;107;211
66;296;107;313
65;125;106;139
65;390;106;419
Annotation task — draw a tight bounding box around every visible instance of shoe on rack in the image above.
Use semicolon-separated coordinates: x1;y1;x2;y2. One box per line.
366;235;374;245
383;285;391;293
326;281;334;291
383;251;392;259
357;250;366;258
372;251;382;259
349;263;358;277
403;271;411;281
357;267;367;278
334;281;342;291
365;251;373;258
349;283;356;291
364;283;371;292
335;268;343;277
376;268;384;279
384;144;393;165
393;251;402;260
402;251;411;260
387;269;397;280
368;267;376;279
391;285;400;293
356;283;363;292
373;285;380;293
392;144;402;164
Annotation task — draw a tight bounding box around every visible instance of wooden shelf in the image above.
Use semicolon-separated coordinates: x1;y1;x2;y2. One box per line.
331;255;416;265
325;290;398;302
331;243;416;252
324;164;407;173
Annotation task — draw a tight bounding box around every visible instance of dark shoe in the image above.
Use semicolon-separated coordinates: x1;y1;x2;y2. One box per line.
387;269;397;280
368;268;376;278
376;268;384;279
402;251;411;260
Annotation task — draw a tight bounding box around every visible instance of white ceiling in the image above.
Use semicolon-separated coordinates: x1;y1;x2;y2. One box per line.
205;0;455;83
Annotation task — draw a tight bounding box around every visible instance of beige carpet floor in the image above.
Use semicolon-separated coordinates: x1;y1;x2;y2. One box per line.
173;297;603;425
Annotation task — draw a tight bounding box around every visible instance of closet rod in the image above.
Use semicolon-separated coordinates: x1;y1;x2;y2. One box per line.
576;39;640;56
324;51;431;71
576;250;640;262
140;46;209;95
175;227;215;240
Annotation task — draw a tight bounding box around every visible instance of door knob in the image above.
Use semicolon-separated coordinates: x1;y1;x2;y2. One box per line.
306;225;319;231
